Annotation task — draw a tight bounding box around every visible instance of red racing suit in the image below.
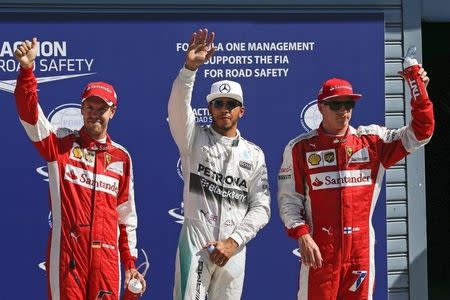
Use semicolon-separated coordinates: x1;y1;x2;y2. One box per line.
278;95;434;299
15;67;138;300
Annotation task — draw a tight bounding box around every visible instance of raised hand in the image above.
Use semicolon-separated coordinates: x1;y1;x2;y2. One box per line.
14;37;38;69
417;65;430;87
185;28;216;71
398;64;430;88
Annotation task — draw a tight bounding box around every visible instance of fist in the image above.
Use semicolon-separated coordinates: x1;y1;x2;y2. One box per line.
14;37;38;69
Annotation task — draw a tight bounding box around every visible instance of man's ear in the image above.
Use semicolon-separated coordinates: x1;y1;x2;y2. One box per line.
239;106;245;118
208;102;213;115
318;103;324;114
109;106;117;119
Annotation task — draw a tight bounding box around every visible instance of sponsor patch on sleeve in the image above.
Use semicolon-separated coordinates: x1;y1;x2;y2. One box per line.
278;165;293;180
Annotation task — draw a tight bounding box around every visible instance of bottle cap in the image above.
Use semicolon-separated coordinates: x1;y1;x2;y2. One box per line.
128;278;143;294
404;57;419;69
207;245;216;253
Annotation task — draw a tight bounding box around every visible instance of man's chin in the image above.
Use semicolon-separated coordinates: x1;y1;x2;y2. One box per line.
85;127;104;138
336;120;349;127
217;124;232;131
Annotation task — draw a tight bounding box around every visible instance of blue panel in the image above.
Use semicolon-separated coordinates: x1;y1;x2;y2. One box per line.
0;13;385;299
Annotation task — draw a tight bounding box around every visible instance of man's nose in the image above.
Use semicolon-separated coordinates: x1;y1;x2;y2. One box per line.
219;106;231;112
90;110;99;117
339;105;351;112
90;110;102;118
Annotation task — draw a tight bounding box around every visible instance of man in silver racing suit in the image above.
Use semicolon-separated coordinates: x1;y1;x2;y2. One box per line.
168;29;271;300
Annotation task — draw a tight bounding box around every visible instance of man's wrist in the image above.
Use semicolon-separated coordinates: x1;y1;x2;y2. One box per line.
227;237;239;248
184;63;198;71
124;259;136;270
287;224;310;240
20;62;34;69
229;232;243;247
298;234;312;249
298;233;311;241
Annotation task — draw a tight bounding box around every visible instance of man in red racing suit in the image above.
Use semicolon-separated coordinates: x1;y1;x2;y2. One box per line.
278;71;434;299
14;38;146;299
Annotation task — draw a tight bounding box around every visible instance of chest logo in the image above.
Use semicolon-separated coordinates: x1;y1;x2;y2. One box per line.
324;151;335;163
348;147;370;164
312;178;324;187
105;153;112;166
308;153;321;166
84;151;94;164
239;161;252;171
346;146;353;157
306;149;337;169
69;143;95;167
64;164;119;196
106;161;124;176
309;169;372;190
72;147;83;159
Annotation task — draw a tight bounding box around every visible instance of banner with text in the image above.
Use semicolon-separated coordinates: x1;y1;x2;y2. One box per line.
0;14;385;299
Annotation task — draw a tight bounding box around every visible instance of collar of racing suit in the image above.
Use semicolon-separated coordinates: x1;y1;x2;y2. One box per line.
209;126;241;147
78;126;112;151
317;123;356;145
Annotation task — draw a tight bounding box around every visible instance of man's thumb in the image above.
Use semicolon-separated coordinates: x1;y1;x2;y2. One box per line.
31;37;38;48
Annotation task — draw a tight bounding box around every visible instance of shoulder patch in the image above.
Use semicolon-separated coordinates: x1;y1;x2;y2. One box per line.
355;124;383;137
288;129;318;147
55;127;75;138
110;141;132;161
241;137;263;153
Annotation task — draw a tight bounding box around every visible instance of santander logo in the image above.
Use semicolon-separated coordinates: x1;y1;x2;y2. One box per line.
64;164;119;196
312;177;323;187
310;169;372;190
66;169;78;180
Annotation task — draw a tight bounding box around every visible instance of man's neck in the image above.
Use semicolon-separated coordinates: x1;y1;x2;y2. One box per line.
94;136;107;143
87;131;107;142
321;124;348;136
211;124;238;138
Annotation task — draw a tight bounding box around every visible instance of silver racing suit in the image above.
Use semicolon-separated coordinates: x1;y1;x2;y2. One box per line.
168;67;271;300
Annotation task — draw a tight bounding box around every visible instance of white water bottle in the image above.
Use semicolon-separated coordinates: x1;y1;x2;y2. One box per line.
122;249;149;300
122;279;142;300
207;245;242;278
403;46;429;101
